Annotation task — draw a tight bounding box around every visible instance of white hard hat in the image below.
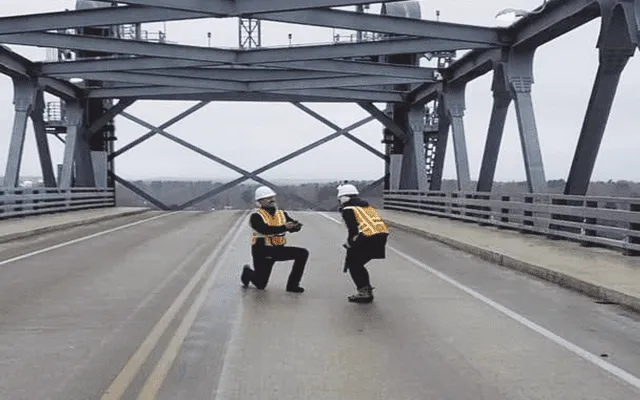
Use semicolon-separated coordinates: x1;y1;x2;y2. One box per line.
337;184;358;198
255;186;276;201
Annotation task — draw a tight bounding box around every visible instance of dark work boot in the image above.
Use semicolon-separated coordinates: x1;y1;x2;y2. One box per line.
241;265;252;288
286;285;305;293
348;286;373;303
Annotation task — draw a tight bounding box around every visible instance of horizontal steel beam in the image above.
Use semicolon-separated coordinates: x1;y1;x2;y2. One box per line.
126;93;382;103
38;58;215;75
0;45;79;100
57;71;248;91
511;0;600;49
0;6;207;36
86;86;404;102
258;9;505;45
237;38;494;64
0;5;504;45
262;60;437;79
0;32;237;63
137;68;355;82
408;0;604;104
0;45;30;77
249;75;425;90
114;0;407;15
60;70;422;91
39;57;436;80
0;33;493;65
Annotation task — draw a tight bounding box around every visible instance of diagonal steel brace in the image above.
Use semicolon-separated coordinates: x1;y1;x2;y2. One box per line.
291;102;386;160
178;115;375;209
109;101;208;160
120;112;318;210
109;170;170;210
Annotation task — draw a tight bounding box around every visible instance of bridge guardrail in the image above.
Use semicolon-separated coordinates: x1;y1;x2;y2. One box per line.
0;188;115;220
383;190;640;255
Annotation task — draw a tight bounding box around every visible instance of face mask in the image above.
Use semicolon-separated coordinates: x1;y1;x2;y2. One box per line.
338;196;350;204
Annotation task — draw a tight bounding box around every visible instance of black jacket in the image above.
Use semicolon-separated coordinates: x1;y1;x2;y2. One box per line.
339;197;387;258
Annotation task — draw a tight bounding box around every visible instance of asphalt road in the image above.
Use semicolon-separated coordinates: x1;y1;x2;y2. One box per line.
0;210;639;399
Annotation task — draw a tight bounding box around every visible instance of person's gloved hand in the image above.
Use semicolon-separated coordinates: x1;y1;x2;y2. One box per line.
287;221;303;232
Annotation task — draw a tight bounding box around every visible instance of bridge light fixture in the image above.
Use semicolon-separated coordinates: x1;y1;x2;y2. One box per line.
495;0;549;22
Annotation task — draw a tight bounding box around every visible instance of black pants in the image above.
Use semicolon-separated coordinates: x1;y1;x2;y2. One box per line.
249;245;309;289
345;249;374;289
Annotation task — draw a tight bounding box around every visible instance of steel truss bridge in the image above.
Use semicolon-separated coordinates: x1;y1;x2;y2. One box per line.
1;0;639;254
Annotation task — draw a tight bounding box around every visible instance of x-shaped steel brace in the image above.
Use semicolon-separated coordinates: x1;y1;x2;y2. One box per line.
119;111;318;210
291;103;386;160
177;115;375;209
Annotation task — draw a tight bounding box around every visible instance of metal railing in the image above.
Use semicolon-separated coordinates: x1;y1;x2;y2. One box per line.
0;188;115;220
383;190;640;255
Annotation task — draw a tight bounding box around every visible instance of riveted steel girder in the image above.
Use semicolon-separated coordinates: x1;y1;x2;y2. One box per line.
39;58;436;80
0;46;80;100
113;0;409;16
410;0;606;104
0;5;504;45
87;86;405;102
0;33;494;65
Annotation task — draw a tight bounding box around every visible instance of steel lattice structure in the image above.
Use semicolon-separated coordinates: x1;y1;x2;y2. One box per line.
1;0;639;212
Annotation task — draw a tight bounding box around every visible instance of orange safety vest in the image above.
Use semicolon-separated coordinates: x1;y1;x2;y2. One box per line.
342;205;389;236
251;208;287;246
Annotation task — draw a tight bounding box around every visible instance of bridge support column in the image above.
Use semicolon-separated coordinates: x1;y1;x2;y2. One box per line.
508;50;547;193
3;78;38;187
32;90;56;187
398;105;428;191
60;102;96;188
565;1;638;195
477;63;511;192
429;99;449;191
430;84;471;191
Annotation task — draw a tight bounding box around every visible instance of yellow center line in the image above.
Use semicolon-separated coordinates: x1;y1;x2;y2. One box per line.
100;212;247;400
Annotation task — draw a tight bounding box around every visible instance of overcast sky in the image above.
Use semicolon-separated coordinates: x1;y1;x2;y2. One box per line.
0;0;638;183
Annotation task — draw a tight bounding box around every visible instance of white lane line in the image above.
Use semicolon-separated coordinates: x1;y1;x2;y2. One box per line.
317;211;640;391
0;211;180;267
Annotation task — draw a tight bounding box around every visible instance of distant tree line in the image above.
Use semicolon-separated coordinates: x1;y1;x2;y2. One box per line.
114;178;640;211
115;180;383;211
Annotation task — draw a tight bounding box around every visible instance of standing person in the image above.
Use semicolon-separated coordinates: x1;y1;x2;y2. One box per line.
240;186;308;293
337;183;389;303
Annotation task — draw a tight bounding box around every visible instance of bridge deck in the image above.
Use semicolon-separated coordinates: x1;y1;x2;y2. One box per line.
0;210;639;399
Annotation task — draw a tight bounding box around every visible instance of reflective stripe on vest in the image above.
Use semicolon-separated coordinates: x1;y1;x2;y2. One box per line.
252;208;287;246
342;205;389;236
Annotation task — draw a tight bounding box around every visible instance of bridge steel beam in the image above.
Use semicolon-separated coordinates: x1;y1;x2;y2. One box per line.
112;0;407;15
477;62;512;192
109;102;209;160
564;0;639;195
31;90;56;188
109;171;170;210
87;86;405;103
52;70;427;92
0;33;494;66
118;111;318;210
0;5;504;45
2;78;39;187
291;103;386;160
177;115;375;209
39;59;437;81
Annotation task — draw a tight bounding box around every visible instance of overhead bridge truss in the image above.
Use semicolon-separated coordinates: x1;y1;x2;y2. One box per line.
0;0;639;212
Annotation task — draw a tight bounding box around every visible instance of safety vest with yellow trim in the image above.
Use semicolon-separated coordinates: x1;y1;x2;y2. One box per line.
251;208;287;246
342;205;389;236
